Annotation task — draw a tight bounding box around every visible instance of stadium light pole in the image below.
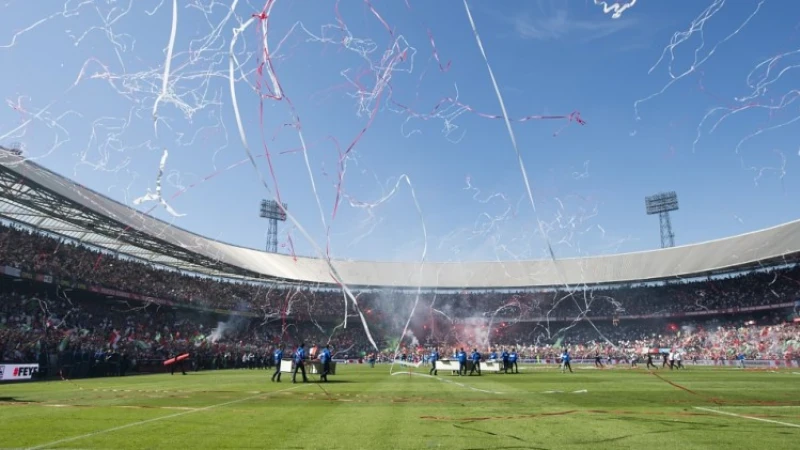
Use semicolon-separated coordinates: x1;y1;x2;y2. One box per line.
645;191;679;249
259;199;288;253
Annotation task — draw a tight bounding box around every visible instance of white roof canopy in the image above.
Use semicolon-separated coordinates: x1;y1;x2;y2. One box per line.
2;150;799;289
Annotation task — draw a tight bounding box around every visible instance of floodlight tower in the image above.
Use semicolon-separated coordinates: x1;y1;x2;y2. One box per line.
645;191;679;248
260;199;288;253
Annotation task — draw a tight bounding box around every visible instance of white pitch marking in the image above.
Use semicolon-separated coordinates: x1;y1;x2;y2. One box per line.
26;386;303;450
720;406;800;409
542;390;588;394
694;407;800;429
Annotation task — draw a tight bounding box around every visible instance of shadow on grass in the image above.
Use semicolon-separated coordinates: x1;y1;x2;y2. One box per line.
452;423;545;449
0;396;39;403
309;379;356;384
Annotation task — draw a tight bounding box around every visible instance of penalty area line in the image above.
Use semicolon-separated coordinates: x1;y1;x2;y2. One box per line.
693;407;800;429
26;385;304;450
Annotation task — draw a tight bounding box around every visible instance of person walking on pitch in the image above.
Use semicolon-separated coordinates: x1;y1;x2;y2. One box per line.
271;346;283;382
169;352;187;376
429;348;439;376
509;349;519;374
457;348;468;376
319;345;332;382
292;343;308;384
561;350;573;374
594;352;604;369
469;349;482;376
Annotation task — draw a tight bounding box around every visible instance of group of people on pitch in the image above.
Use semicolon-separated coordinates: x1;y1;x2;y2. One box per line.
427;348;520;376
270;343;333;384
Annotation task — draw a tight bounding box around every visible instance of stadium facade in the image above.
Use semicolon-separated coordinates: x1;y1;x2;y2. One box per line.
1;150;799;289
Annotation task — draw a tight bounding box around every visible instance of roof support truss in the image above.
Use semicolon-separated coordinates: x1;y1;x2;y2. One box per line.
0;166;270;281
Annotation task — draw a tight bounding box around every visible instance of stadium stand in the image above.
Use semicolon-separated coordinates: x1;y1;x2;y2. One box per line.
1;222;798;379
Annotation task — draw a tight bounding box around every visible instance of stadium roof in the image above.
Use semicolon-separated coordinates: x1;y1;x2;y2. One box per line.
1;148;800;289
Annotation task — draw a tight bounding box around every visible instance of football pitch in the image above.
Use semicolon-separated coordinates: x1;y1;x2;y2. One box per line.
1;365;798;449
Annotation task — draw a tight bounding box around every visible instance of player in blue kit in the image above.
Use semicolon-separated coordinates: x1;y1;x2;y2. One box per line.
457;348;467;376
561;350;573;374
271;346;283;382
501;349;510;374
319;345;332;382
509;349;518;374
429;349;439;376
292;343;308;383
469;349;482;376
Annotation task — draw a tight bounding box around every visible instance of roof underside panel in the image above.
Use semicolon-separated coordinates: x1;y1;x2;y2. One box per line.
2;151;800;288
0;199;198;269
0;165;261;280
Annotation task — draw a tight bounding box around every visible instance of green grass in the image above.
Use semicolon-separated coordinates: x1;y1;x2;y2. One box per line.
1;365;799;449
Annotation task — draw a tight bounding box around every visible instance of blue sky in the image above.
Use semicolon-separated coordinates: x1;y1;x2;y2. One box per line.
0;0;798;265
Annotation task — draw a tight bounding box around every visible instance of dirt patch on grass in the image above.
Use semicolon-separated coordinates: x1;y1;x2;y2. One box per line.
587;409;711;417
295;392;519;405
59;403;200;411
117;405;198;411
421;409;800;423
646;372;800;407
420;410;578;422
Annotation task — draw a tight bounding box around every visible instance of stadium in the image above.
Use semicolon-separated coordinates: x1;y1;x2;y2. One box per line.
2;1;800;449
2;149;800;448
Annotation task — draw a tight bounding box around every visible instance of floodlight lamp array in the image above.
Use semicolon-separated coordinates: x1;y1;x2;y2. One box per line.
645;191;679;215
259;199;287;221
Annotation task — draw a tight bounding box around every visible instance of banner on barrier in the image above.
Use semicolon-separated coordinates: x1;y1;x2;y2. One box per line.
0;364;40;381
519;358;799;368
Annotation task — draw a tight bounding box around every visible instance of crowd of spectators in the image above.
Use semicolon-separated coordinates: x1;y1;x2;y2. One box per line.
478;310;799;362
1;280;798;374
0;281;376;377
2;223;798;323
1;221;799;378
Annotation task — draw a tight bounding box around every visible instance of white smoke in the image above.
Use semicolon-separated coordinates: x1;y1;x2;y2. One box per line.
208;321;228;343
469;318;491;349
207;308;251;343
453;317;491;350
406;330;419;347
